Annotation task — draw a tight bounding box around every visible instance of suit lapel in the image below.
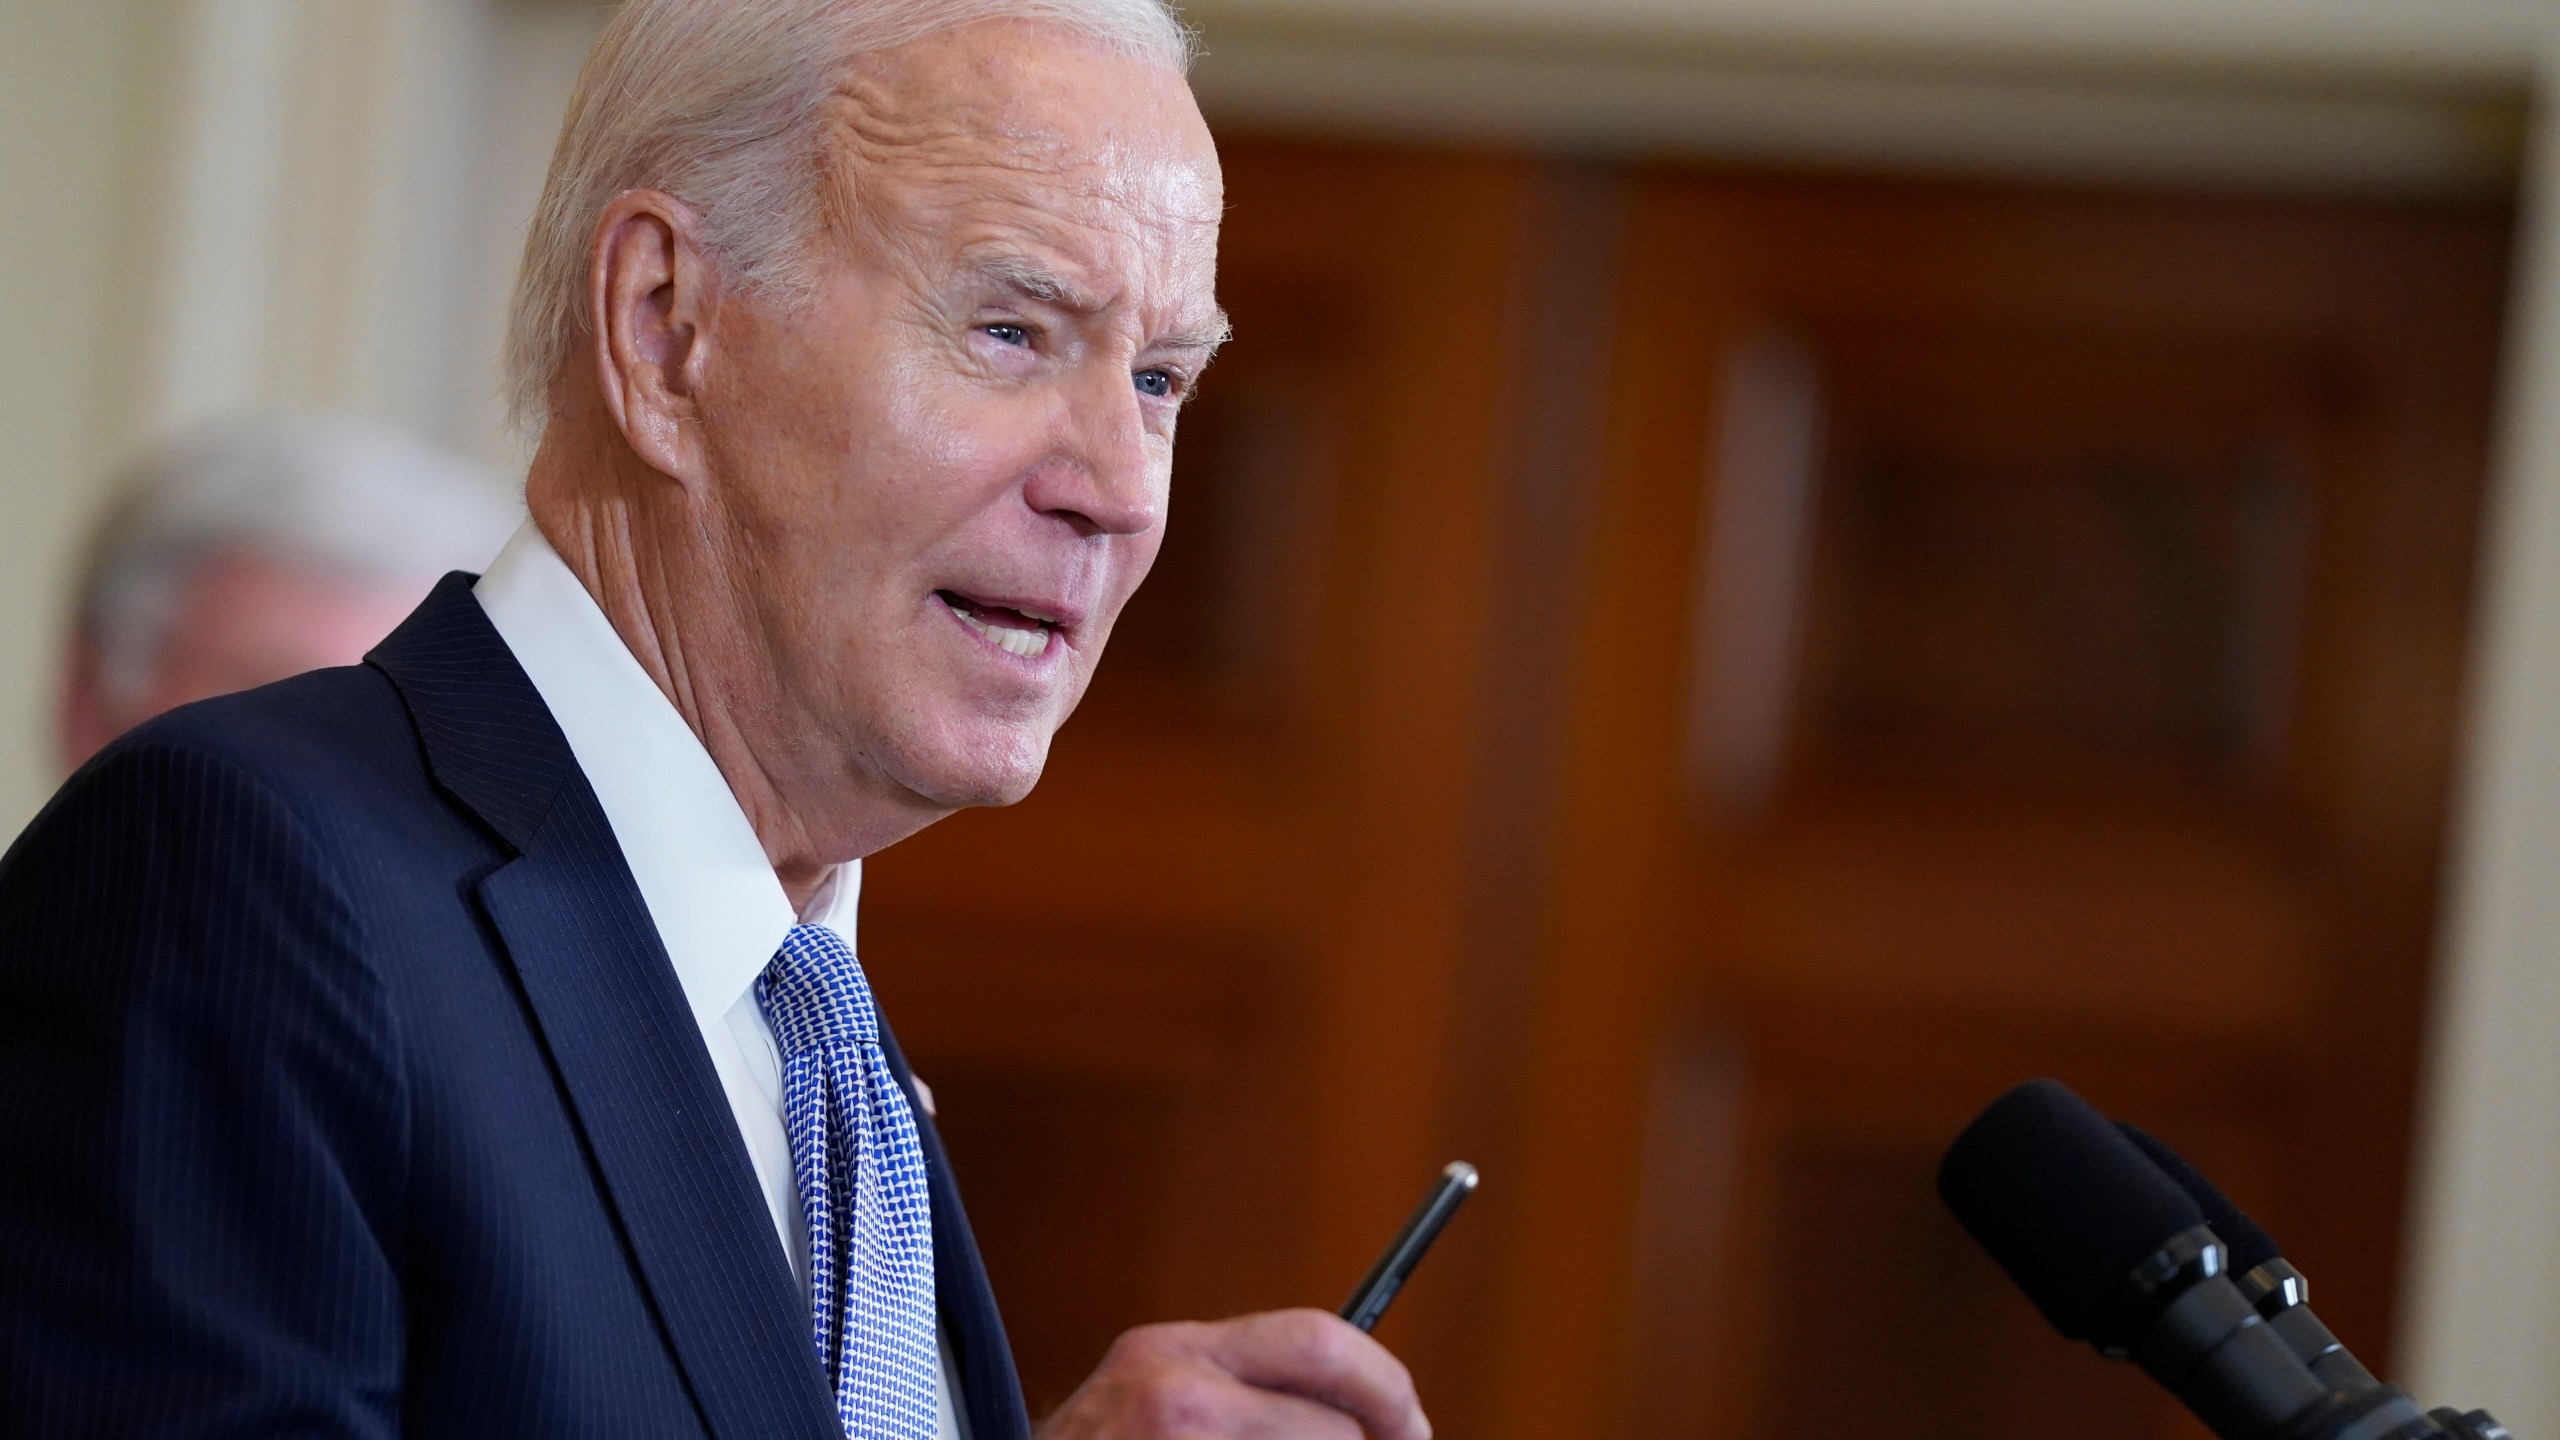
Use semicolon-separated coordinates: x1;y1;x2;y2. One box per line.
878;1022;1033;1440
371;577;836;1440
477;821;837;1440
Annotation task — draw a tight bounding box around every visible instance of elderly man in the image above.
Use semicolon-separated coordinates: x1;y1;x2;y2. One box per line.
56;412;519;769
0;2;1428;1439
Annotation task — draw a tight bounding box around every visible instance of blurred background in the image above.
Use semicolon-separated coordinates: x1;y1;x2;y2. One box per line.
11;1;2560;1437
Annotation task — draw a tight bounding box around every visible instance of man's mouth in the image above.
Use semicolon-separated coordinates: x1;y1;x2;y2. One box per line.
936;590;1059;659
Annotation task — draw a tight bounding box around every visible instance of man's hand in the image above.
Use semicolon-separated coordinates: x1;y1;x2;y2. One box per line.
1035;1309;1430;1440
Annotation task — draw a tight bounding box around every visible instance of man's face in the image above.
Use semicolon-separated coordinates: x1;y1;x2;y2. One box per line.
695;23;1223;815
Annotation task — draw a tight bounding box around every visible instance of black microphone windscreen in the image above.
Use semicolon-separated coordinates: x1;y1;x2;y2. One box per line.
2116;1121;2281;1276
1938;1079;2204;1342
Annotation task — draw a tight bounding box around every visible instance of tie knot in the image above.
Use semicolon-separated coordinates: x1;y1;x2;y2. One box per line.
758;924;881;1053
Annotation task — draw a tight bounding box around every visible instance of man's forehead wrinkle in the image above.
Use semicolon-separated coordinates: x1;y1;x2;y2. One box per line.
813;61;1069;247
798;27;1225;358
817;97;1039;206
807;28;1224;263
884;164;1214;302
818;113;1125;267
819;48;1091;177
819;47;1214;197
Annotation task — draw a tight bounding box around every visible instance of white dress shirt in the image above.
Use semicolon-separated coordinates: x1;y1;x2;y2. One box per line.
475;522;963;1440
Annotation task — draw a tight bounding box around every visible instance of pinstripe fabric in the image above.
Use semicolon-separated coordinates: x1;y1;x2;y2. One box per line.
0;573;1030;1439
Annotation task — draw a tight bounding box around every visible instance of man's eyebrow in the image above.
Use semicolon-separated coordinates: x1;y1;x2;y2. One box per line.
1157;310;1233;355
966;252;1230;354
968;252;1096;311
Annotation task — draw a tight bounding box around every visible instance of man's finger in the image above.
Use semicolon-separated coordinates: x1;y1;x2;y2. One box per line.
1224;1384;1369;1440
1199;1308;1430;1440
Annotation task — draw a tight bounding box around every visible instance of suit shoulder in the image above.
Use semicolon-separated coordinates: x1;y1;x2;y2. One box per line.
10;680;368;889
84;666;429;824
127;663;412;774
7;665;447;902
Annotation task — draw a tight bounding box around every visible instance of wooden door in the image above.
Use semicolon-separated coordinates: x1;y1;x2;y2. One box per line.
1472;174;2511;1440
860;139;1533;1417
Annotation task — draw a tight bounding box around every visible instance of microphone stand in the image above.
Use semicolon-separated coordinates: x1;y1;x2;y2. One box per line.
2099;1227;2514;1440
2231;1259;2512;1440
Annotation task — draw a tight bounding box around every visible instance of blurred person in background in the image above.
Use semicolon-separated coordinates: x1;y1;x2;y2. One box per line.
55;412;519;770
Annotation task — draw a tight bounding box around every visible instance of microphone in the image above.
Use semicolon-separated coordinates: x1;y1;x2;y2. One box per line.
1938;1079;2334;1440
1940;1080;2514;1440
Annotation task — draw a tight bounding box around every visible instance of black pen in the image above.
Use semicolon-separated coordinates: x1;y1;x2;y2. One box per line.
1339;1161;1480;1332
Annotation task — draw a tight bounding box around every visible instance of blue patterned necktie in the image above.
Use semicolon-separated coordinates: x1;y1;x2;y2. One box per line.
758;924;939;1440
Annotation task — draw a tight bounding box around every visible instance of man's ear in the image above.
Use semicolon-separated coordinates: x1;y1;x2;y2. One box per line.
585;190;721;486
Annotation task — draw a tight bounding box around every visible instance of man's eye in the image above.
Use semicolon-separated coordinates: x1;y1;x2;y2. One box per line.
984;323;1031;347
1134;368;1175;398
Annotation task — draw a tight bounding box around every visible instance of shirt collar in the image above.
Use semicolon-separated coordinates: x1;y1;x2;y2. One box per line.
473;521;858;1026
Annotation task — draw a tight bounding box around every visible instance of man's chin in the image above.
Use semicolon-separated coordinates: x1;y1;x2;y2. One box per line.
943;767;1044;809
898;730;1052;811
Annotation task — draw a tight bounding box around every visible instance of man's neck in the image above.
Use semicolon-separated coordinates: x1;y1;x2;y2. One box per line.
523;445;840;910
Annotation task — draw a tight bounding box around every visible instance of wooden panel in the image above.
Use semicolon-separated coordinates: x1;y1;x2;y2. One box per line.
1623;1003;2298;1440
1802;328;2322;776
1762;1138;2158;1440
1476;172;2508;1440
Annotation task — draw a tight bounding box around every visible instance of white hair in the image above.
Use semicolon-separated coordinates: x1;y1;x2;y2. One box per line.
75;413;522;708
502;0;1196;436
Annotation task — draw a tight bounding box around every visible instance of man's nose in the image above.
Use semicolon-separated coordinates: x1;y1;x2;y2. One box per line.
1025;369;1164;537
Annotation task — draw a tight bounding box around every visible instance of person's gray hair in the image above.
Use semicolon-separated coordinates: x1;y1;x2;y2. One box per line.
501;0;1197;438
75;412;521;709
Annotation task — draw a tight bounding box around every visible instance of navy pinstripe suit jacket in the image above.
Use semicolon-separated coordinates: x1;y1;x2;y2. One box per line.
0;574;1031;1439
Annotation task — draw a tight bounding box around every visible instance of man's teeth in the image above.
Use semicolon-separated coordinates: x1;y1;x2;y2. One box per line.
951;605;1053;658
